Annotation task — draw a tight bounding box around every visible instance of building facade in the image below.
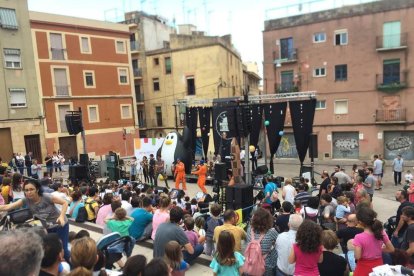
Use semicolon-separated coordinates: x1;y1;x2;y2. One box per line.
143;25;244;138
0;0;46;162
243;62;262;95
30;12;138;159
122;11;176;138
263;0;414;160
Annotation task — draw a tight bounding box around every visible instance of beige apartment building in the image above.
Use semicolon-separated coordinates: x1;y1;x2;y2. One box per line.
143;25;244;138
263;0;414;160
243;62;262;95
0;0;46;162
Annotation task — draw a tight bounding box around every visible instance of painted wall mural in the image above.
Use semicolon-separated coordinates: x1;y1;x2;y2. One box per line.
332;132;359;159
276;133;298;158
384;131;414;160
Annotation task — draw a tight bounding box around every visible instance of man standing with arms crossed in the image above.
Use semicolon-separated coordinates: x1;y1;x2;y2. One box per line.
393;154;404;186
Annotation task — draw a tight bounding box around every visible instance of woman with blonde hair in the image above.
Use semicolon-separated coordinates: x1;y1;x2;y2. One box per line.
69;237;99;276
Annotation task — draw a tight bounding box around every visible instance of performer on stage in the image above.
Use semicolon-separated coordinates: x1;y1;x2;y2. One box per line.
192;160;207;193
174;158;186;190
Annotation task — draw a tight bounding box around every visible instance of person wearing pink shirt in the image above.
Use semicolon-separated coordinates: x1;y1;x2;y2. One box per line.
151;196;171;240
96;193;113;226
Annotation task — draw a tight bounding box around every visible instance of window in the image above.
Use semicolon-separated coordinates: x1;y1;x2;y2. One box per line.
87;105;99;123
316;100;326;110
153;58;159;66
80;37;91;53
9;88;26;108
83;71;95;88
121;104;132;119
0;8;18;29
313;67;326;77
383;21;401;48
335;64;347;81
3;48;21;68
156;106;162;126
280;37;295;60
50;33;65;60
58;104;71;132
383;59;400;84
313;32;326;43
116;40;126;53
335;30;348;45
280;70;294;92
53;68;69;96
165;57;171;74
334;100;348;114
118;68;128;84
153;78;160;91
186;76;195;95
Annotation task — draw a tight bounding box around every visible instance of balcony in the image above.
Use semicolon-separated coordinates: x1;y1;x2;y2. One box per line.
130;41;140;52
375;108;406;124
275;83;299;93
133;68;142;78
376;33;408;51
51;48;65;60
376;72;408;93
138;120;147;128
274;48;298;65
55;85;70;96
136;93;144;103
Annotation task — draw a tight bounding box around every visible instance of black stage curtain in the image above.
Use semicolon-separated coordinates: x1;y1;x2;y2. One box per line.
250;104;263;148
212;105;237;159
198;107;211;159
263;102;287;174
289;99;317;165
185;107;198;158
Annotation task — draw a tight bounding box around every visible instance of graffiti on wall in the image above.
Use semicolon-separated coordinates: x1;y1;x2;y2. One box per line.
384;132;414;160
332;132;359;159
276;133;298;158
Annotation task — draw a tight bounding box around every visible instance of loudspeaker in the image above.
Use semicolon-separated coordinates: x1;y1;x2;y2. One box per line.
309;134;318;159
214;163;227;181
255;165;268;175
69;165;88;180
65;114;83;135
79;154;89;166
236;106;252;138
225;184;254;221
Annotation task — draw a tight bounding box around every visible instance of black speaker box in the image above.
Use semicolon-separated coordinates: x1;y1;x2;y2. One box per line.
225;184;253;221
79;154;89;166
309;134;318;159
236;106;252;138
255;165;268;175
65;114;83;135
214;163;227;181
69;165;88;180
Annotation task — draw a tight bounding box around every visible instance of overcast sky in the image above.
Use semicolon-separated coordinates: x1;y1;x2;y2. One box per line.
28;0;378;78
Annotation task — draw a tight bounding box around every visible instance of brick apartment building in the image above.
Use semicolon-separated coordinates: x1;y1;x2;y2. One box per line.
30;12;138;159
263;0;414;160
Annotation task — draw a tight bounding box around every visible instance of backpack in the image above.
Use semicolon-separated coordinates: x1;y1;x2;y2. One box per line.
84;199;97;220
76;206;88;223
242;227;267;276
304;206;318;223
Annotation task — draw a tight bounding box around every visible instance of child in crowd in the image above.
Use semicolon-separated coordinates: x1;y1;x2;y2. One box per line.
195;216;206;241
336;196;351;230
210;231;245;275
294;200;302;214
184;216;205;249
190;198;198;215
164;241;189;276
205;203;223;256
151;196;171;240
105;207;134;237
405;170;413;184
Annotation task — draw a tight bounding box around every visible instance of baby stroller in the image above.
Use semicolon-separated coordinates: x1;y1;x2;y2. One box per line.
97;232;135;269
0;208;43;231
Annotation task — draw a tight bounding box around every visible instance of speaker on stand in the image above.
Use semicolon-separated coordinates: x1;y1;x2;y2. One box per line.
308;133;318;185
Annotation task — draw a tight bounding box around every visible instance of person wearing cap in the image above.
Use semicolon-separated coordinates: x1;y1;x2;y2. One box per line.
174;158;186;190
192;160;207;193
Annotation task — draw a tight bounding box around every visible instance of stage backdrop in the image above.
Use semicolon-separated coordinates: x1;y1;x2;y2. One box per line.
198;107;211;158
185;107;198;159
212;102;238;158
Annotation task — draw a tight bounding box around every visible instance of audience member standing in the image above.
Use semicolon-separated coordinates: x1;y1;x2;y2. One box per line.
373;154;383;190
393;154;404;186
148;154;156;187
282;178;296;204
318;230;348;276
24;152;33;177
214;209;246;253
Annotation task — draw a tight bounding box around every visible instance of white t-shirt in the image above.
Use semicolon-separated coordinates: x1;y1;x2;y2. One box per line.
373;159;383;175
283;184;296;204
405;173;413;182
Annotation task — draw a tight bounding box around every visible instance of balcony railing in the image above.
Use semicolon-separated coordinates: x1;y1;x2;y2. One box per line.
55;85;70;96
51;48;65;60
130;41;140;51
133;68;142;77
275;83;299;93
376;72;408;92
376;108;406;123
274;48;298;65
138;120;146;128
376;33;408;50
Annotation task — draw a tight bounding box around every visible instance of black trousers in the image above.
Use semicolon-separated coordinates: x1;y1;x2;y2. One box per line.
394;171;402;185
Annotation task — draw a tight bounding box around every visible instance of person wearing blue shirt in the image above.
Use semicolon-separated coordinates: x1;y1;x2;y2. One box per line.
263;175;280;212
129;196;153;241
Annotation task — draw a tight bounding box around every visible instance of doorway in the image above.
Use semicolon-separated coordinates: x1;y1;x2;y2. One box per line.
0;128;13;161
59;136;78;162
24;135;42;161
